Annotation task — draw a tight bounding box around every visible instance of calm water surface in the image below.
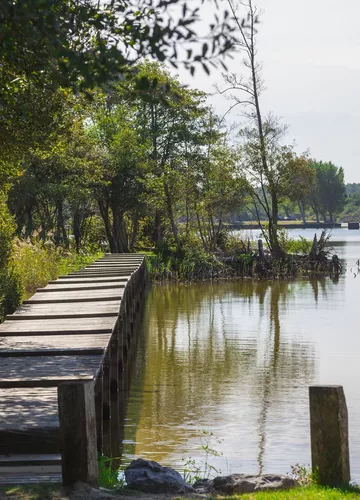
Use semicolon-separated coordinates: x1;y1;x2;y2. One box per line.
123;228;360;480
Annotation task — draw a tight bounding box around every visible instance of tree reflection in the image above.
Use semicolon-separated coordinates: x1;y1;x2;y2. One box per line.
123;277;336;471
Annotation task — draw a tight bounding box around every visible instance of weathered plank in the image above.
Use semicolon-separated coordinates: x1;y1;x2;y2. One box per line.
65;271;134;277
0;355;103;387
87;264;141;269
54;274;131;285
50;276;129;284
0;317;116;336
73;268;136;273
38;283;126;292
6;312;119;320
0;334;111;355
7;300;120;319
0;387;59;430
0;387;59;454
24;289;124;304
0;471;62;485
0;454;61;465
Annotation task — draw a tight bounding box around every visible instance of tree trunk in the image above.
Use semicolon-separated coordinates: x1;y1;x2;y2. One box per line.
98;200;115;253
55;200;68;247
129;215;139;251
164;182;181;253
25;207;33;238
112;208;129;253
73;208;82;253
298;200;306;224
152;211;163;245
270;193;284;259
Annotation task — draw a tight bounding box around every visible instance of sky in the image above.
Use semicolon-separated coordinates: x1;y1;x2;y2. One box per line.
169;0;360;183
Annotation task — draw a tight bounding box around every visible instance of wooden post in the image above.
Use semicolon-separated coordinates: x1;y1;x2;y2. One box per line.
94;368;103;454
58;381;98;487
102;354;111;457
309;385;350;486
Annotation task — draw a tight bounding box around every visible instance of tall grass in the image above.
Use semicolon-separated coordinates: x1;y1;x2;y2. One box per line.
98;455;124;489
11;239;103;298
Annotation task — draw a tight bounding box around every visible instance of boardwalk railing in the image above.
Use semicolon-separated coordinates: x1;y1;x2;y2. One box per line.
0;254;148;485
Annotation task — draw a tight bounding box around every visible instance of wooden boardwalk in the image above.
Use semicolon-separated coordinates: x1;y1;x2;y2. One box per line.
0;254;147;484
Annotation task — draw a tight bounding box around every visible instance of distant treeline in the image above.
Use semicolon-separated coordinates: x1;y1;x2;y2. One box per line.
237;172;359;225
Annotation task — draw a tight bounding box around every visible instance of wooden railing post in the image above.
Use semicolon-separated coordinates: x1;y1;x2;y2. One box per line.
309;385;350;486
58;381;98;487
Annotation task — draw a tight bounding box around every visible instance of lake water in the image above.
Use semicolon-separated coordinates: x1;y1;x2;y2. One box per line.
123;228;360;481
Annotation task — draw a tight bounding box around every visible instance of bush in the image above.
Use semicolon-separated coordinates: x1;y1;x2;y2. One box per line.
0;197;15;271
0;199;20;320
278;229;312;255
11;239;103;298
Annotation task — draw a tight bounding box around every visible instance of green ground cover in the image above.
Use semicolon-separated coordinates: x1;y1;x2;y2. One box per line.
1;484;360;500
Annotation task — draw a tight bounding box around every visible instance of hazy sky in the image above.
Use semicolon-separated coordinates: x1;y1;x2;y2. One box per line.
171;0;360;183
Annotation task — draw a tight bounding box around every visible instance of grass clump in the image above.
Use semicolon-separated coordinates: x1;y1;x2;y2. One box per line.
12;239;103;298
98;455;125;490
0;239;103;320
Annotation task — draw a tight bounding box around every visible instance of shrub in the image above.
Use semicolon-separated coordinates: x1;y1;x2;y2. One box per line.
0;199;20;320
11;239;103;298
278;228;312;255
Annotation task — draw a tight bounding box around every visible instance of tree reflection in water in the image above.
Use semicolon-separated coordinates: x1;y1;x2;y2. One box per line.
123;277;338;473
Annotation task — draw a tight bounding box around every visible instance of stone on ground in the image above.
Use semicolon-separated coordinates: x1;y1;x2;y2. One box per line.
125;458;194;494
193;473;298;495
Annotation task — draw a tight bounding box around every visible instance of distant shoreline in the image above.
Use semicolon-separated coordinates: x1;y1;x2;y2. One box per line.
228;222;343;230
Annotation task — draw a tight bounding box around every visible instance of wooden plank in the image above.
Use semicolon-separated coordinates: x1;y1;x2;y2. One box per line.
53;276;130;283
0;471;62;485
0;355;103;387
67;269;134;274
38;283;126;292
7;300;120;319
80;267;137;271
0;387;59;430
0;334;111;354
24;289;124;304
0;317;116;336
6;312;119;320
0;454;61;465
87;264;142;268
67;271;135;277
0;387;60;454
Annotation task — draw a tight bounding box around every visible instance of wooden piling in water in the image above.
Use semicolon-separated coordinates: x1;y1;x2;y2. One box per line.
58;381;98;487
309;385;350;486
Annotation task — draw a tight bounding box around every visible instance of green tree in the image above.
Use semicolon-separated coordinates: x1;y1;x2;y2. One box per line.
308;161;346;223
238;119;313;255
86;92;148;253
123;62;208;251
0;0;237;91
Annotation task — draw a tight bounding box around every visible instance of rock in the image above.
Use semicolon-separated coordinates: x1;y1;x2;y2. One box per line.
192;478;213;494
125;458;194;494
255;474;299;492
193;474;298;495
